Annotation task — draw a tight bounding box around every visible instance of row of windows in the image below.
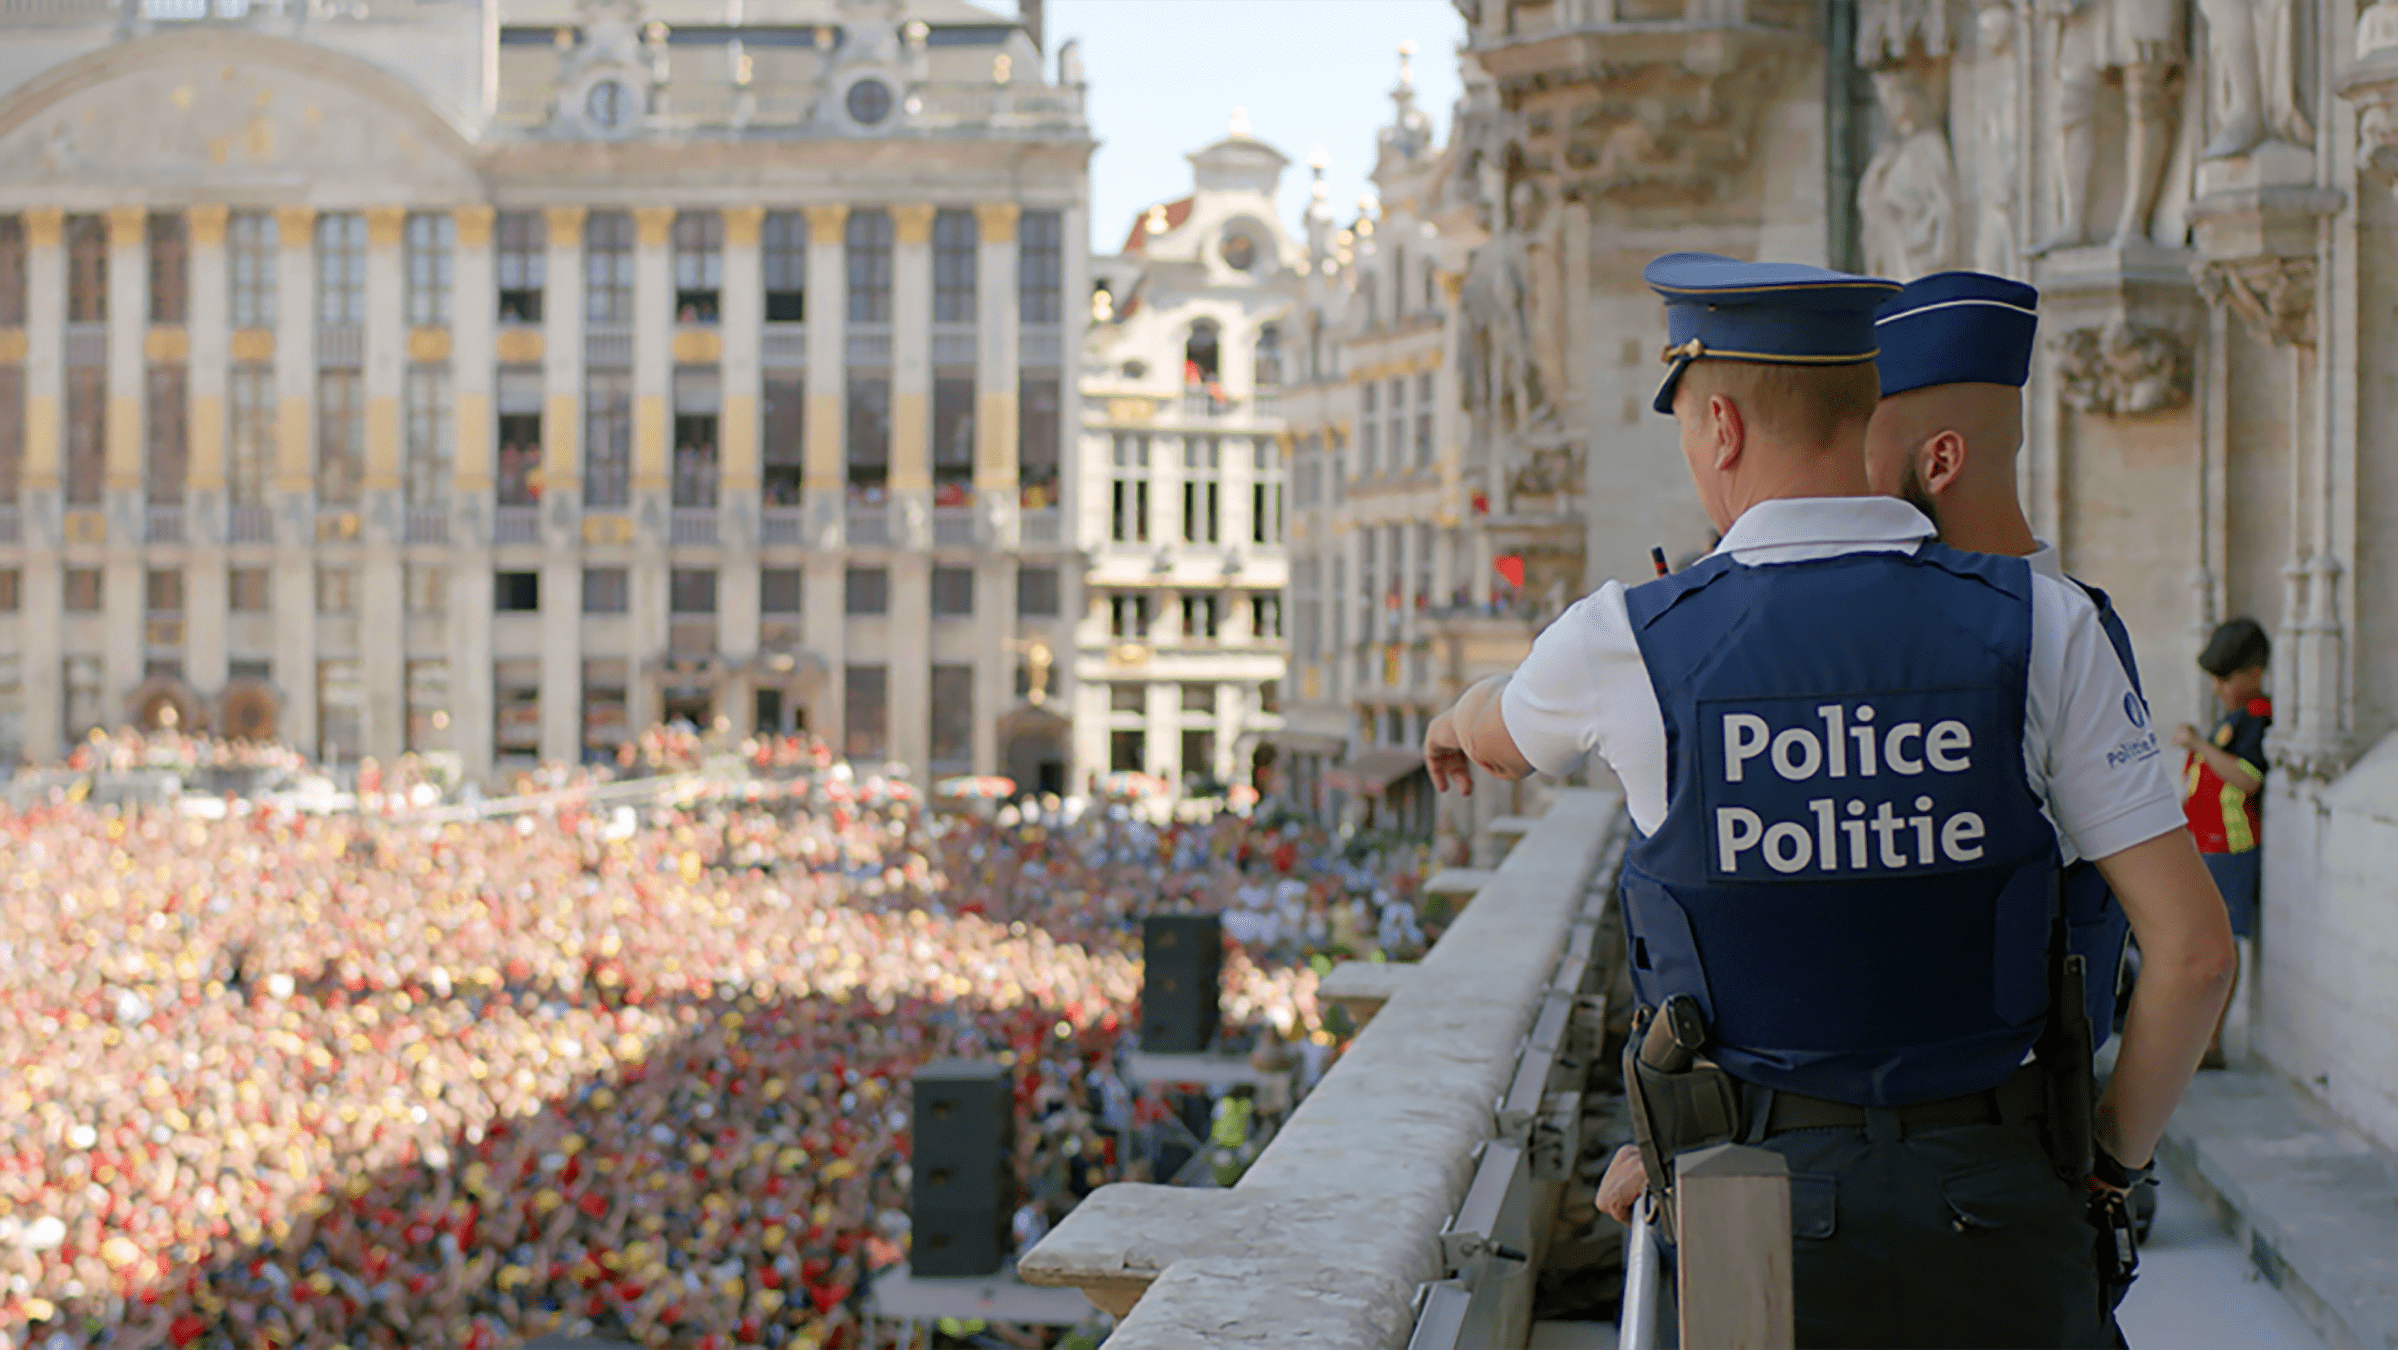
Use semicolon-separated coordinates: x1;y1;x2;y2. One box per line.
0;207;1068;333
1103;680;1279;716
1105;433;1285;546
1101;591;1281;641
0;365;1063;513
9;564;1069;621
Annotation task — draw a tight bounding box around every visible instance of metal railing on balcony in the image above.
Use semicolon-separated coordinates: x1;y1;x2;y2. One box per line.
316;326;363;368
845;326;892;367
404;506;449;545
931;508;974;548
761;324;808;369
761;509;805;547
1021;789;1624;1346
492;506;539;545
846;504;889;547
62;323;104;368
1020;508;1062;546
228;505;274;545
585;323;633;369
670;509;719;547
1178;389;1237;420
145;505;184;544
931;325;977;368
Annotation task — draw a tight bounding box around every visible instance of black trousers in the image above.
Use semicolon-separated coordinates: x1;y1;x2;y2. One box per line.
1756;1114;2120;1349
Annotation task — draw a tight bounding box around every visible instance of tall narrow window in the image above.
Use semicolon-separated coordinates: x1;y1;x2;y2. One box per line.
669;568;718;614
584;371;632;509
1019;209;1063;323
1180;593;1219;640
1359;382;1379;475
495;211;544;323
147;213;187;325
404;366;453;510
930;664;973;767
1181;437;1220;545
63;368;103;505
1185;319;1220;385
227;366;272;506
405;212;454;328
0;216;23;326
315;213;367;326
585;211;635;323
762;375;805;506
495;368;543;506
932;376;974;502
673;210;723;322
762;211;806;322
64;215;105;323
1018;375;1061;509
844;664;888;760
845;375;890;499
1110;434;1150;543
1388;377;1407;475
1109;593;1152;639
1250;436;1281;546
1254;322;1283;388
672;367;720;508
228;211;277;329
0;368;21;504
317;370;364;506
845;209;892;323
932;210;977;323
145;568;183;615
1415;371;1436;468
145;366;187;505
930;567;974;617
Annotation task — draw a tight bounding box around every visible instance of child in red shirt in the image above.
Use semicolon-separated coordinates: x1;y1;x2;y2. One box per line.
2173;617;2271;1067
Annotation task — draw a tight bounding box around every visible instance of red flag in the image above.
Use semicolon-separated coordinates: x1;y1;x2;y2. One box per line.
1493;555;1526;589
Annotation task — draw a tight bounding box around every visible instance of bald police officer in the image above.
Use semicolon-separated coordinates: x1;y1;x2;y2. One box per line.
1423;254;2236;1348
1866;271;2150;1058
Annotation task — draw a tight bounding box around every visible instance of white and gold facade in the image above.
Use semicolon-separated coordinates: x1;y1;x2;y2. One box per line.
0;0;1089;787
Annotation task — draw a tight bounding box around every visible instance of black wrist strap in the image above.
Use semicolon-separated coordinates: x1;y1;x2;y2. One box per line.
2092;1141;2153;1188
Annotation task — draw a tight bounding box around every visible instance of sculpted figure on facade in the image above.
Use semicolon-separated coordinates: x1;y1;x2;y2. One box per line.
2196;0;2312;157
1860;65;1961;280
2051;319;2192;414
1972;2;2025;274
1458;177;1547;443
2031;0;2187;252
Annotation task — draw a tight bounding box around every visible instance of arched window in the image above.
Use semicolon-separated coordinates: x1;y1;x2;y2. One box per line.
1184;319;1220;385
1254;322;1283;388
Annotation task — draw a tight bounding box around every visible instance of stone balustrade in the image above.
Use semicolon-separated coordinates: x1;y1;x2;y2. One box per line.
1019;787;1623;1348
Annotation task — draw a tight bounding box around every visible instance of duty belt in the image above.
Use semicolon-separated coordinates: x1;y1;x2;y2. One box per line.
1743;1062;2049;1137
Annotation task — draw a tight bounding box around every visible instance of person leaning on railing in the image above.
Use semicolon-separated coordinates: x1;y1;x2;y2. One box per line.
1422;254;2235;1350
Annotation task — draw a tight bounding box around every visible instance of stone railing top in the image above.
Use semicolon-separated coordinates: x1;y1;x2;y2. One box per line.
1486;815;1539;842
1019;788;1623;1349
1317;960;1417;1007
1420;866;1497;898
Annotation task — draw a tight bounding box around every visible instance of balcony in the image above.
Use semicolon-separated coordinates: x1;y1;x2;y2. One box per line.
0;506;17;543
404;505;449;545
931;324;978;367
585;323;632;369
144;504;184;544
761;509;805;547
1021;508;1062;547
845;326;892;368
670;509;719;547
315;325;362;368
1178;389;1239;421
1022;789;1623;1345
1022;325;1064;368
228;505;274;545
846;504;889;547
931;507;974;548
761;323;808;368
492;506;539;545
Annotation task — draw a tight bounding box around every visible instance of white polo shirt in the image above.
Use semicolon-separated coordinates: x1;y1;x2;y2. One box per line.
1499;497;2184;865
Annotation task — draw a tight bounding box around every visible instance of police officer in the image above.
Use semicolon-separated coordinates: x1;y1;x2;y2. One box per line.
1863;270;2145;1054
1422;254;2236;1348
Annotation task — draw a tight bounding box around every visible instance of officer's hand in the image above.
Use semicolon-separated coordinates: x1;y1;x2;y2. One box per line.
2171;723;2203;753
1424;711;1474;796
1595;1144;1647;1223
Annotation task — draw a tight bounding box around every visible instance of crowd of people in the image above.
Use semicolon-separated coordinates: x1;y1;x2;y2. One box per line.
0;733;1440;1350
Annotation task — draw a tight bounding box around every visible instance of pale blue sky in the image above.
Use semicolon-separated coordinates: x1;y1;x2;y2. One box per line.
1044;0;1465;253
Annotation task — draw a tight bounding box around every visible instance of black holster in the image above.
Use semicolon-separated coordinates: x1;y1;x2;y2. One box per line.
2038;940;2096;1183
1621;1005;1741;1231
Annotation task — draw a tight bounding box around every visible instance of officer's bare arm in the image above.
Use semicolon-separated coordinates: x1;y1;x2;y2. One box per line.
1424;674;1536;794
2091;828;2239;1168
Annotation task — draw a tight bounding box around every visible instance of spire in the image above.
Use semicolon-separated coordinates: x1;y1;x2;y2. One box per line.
1304;147;1334;265
1228;105;1252;139
1378;40;1433;168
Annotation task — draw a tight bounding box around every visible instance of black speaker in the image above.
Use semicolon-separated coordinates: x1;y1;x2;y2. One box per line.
910;1061;1018;1278
1140;913;1223;1053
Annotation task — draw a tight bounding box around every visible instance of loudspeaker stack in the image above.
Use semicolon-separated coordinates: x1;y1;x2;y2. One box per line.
908;1060;1018;1277
1140;912;1223;1054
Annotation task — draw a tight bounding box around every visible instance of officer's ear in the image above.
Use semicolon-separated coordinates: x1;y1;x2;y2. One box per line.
1916;428;1967;496
1706;392;1746;470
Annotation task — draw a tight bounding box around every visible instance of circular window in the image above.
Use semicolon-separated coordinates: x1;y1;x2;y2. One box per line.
1221;233;1257;271
585;79;634;130
846;78;894;126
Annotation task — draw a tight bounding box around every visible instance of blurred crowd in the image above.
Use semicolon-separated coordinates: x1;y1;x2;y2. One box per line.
0;742;1440;1350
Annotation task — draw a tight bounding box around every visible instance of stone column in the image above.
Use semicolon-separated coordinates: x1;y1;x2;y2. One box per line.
972;202;1020;775
449;205;497;782
540;205;587;766
802;204;848;750
803;205;848;550
627;205;675;739
273;205;318;753
103;206;147;723
360;205;408;760
1057;198;1089;744
20;209;63;762
889;203;935;777
185;206;229;707
719;206;765;734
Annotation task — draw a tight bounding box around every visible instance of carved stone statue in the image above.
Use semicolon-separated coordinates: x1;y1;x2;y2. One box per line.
2196;0;2312;158
2030;0;2187;253
1459;184;1546;440
1972;3;2024;275
1860;65;1960;280
2052;320;2192;414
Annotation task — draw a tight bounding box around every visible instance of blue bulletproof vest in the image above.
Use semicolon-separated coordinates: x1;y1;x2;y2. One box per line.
2063;578;2143;1050
1620;542;2061;1107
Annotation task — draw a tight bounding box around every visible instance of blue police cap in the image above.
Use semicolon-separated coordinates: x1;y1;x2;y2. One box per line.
1645;253;1900;414
1872;271;2041;398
